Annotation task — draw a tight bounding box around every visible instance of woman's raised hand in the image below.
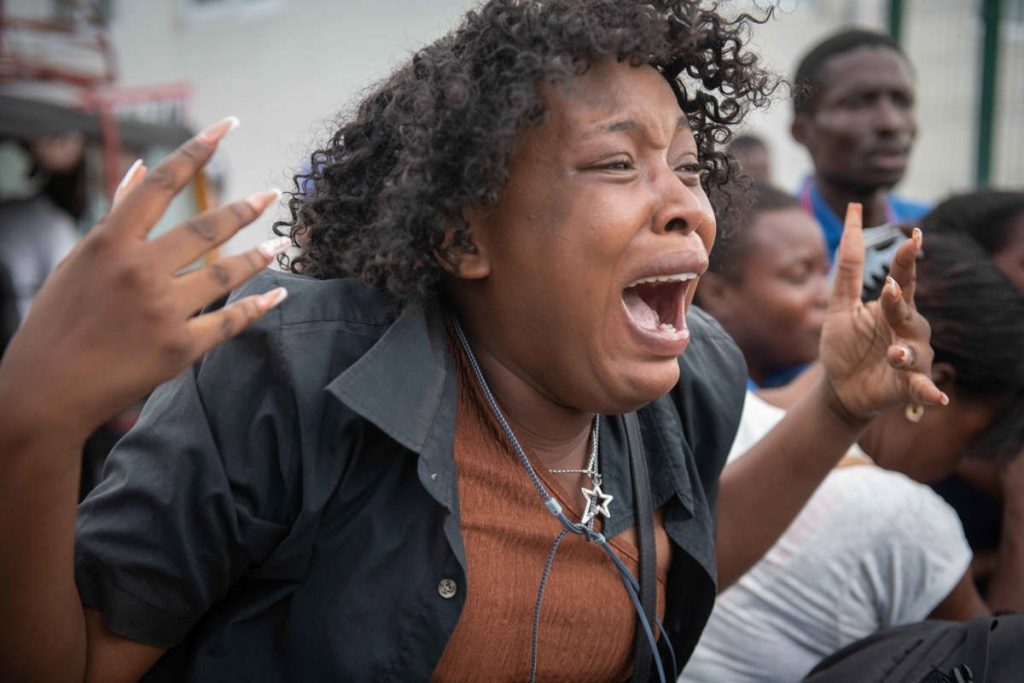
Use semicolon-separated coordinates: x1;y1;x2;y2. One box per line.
0;117;290;445
819;203;948;424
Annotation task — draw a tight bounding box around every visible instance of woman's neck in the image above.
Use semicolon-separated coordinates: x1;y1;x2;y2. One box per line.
456;322;594;471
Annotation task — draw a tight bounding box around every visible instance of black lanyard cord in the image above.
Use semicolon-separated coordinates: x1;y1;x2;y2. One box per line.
452;317;674;683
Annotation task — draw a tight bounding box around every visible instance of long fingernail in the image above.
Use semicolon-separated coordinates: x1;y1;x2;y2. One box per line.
886;275;901;298
197;116;241;144
846;202;862;222
912;227;922;246
116;158;144;195
246;188;282;212
258;236;291;259
940;392;950;406
259;287;288;311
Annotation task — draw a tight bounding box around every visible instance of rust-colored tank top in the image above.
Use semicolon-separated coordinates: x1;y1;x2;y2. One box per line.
431;344;667;682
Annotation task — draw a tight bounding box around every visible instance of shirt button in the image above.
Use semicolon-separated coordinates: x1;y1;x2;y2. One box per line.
437;578;458;599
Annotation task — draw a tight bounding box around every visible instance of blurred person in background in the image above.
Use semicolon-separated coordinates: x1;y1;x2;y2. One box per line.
921;189;1024;594
683;231;1024;683
726;133;772;183
925;189;1024;296
0;132;83;319
791;29;928;293
695;182;828;389
29;131;90;224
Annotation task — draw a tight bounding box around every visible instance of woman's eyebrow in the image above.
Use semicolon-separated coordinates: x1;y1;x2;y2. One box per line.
580;114;690;140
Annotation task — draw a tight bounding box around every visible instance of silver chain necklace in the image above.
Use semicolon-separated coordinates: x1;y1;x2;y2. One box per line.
548;416;613;528
451;318;613;529
452;317;668;683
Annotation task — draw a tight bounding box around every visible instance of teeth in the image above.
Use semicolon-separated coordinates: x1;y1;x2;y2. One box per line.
659;322;677;332
626;272;698;288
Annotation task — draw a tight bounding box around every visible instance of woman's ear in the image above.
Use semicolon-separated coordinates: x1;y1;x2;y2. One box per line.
932;362;957;390
434;218;490;281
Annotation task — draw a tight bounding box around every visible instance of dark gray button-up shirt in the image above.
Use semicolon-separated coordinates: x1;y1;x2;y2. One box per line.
75;270;746;681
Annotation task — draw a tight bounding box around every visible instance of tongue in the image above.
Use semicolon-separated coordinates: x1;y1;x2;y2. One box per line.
623;289;660;330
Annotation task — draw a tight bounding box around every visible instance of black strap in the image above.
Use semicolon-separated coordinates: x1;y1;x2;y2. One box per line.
626;412;658;683
960;616;996;683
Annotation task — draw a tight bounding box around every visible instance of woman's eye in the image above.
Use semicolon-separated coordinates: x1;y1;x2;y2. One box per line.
594;159;634;172
675;162;702;183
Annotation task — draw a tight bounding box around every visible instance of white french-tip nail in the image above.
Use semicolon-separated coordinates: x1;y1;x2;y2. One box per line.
258;236;291;259
245;188;282;212
116;158;143;194
261;287;288;309
198;116;241;143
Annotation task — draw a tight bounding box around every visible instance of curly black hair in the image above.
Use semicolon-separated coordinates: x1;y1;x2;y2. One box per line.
276;0;777;304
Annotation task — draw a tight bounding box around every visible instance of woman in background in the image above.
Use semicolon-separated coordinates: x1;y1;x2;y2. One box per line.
923;189;1024;594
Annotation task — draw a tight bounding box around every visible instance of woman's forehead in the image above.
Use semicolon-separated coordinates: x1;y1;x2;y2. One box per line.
539;60;688;141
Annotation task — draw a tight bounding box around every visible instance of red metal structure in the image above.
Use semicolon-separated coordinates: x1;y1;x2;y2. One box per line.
0;0;195;199
0;0;117;87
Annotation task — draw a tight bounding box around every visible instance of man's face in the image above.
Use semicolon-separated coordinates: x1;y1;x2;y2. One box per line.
455;59;715;413
794;46;917;192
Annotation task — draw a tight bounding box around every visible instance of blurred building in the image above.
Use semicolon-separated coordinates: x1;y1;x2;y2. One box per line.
2;0;1021;255
2;0;478;254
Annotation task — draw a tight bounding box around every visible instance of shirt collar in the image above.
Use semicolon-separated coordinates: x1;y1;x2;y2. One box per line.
326;298;452;454
326;297;463;564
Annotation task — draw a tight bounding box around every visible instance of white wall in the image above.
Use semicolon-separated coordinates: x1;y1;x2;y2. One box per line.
109;0;478;254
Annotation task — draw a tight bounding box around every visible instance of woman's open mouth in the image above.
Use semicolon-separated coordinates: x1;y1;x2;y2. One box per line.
621;272;697;355
622;273;695;331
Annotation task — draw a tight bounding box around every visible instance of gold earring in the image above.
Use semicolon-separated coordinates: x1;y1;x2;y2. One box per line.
904;403;925;423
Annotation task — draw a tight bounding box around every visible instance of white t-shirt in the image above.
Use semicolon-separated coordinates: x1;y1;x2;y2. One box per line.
681;393;972;683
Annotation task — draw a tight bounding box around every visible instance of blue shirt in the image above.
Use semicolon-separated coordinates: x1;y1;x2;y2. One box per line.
798;177;930;261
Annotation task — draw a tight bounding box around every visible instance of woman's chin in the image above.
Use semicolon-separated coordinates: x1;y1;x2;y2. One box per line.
603;361;680;412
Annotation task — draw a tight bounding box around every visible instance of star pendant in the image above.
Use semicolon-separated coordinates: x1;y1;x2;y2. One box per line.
581;481;614;524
